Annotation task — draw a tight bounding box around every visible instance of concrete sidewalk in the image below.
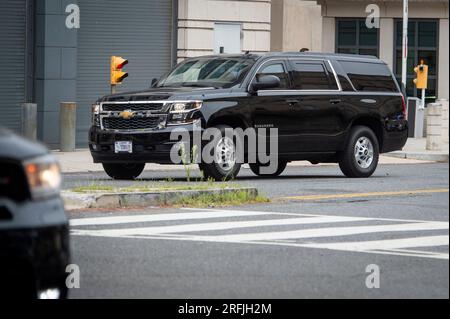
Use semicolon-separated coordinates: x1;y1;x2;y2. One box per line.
384;138;449;163
52;141;439;174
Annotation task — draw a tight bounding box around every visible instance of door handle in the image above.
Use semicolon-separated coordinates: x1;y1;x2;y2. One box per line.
329;99;342;105
286;99;300;107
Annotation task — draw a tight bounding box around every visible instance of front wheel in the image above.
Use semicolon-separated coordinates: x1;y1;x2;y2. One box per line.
102;163;145;180
338;126;379;178
198;125;241;181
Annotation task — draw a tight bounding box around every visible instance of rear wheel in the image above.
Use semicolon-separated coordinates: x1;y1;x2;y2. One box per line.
102;163;145;180
339;126;379;178
249;160;288;177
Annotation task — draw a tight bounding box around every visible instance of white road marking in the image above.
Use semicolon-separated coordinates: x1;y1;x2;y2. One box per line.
191;221;448;242
70;209;449;260
72;215;370;237
70;210;272;227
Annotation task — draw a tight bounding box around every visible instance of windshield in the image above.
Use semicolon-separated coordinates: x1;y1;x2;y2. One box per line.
157;57;255;88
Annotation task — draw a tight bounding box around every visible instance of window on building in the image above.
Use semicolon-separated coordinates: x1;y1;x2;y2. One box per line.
394;20;438;99
336;19;379;57
291;62;334;90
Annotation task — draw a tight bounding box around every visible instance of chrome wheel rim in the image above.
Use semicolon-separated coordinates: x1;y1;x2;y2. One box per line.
354;137;374;169
215;136;236;172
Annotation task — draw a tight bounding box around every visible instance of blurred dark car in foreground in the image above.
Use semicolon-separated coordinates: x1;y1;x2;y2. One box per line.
0;127;70;299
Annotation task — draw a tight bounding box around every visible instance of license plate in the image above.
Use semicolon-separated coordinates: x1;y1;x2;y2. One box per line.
114;141;133;153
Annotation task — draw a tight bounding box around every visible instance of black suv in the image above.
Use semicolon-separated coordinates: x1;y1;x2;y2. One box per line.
0;128;70;299
89;52;408;180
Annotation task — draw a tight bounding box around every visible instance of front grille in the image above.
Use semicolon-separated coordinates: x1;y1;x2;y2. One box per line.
0;161;30;202
102;103;164;112
102;117;161;130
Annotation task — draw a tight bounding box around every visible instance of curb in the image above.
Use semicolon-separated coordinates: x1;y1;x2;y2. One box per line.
385;152;449;163
62;187;258;210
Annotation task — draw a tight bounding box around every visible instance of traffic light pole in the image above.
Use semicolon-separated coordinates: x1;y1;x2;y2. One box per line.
401;0;409;97
420;88;426;110
111;84;117;95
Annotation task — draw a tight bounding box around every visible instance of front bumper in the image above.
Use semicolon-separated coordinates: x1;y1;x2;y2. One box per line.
0;225;70;297
89;124;198;164
0;197;70;298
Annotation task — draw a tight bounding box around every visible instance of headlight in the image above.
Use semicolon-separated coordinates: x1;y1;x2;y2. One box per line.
167;101;202;125
169;101;202;113
92;104;100;114
92;104;100;126
23;155;61;200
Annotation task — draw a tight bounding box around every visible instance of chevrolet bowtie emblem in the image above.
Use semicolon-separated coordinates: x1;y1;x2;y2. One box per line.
119;109;134;119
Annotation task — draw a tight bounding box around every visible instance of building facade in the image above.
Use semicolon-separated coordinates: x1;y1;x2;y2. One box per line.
0;0;270;148
273;0;449;102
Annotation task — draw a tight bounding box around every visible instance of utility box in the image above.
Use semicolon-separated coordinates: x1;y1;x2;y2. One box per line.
407;97;425;138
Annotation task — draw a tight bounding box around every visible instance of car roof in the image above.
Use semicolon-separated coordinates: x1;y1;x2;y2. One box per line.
186;52;384;64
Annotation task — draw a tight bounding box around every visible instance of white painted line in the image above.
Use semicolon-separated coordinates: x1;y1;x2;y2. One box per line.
69;210;273;227
71;215;370;237
300;235;449;251
192;221;449;242
180;208;450;224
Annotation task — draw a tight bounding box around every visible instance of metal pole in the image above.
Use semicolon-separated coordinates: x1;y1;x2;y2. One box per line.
60;102;77;152
401;0;409;97
111;84;116;95
421;88;426;109
21;103;37;140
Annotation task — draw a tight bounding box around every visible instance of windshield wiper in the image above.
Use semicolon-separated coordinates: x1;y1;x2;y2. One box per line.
180;82;221;89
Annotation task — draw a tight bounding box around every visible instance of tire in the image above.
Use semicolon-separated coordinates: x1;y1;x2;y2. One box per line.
102;163;145;180
198;125;241;181
338;126;379;178
249;160;288;177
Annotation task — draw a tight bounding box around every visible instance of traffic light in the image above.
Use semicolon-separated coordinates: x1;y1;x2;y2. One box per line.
413;60;428;90
110;56;128;85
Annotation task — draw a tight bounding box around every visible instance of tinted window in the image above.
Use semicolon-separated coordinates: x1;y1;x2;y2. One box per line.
340;61;398;92
158;57;254;88
291;62;331;90
255;62;289;89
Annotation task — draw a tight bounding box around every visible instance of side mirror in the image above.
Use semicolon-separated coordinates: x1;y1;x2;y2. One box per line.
250;75;281;93
151;78;158;88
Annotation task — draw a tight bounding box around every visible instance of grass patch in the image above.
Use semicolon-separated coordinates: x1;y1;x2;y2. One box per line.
71;181;237;194
171;190;270;208
71;185;115;193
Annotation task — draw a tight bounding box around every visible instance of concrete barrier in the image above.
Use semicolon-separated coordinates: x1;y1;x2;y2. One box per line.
60;102;76;152
62;187;259;210
426;102;443;151
438;99;449;144
21;103;37;140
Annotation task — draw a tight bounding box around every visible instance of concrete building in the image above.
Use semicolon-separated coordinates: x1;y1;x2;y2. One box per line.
272;0;449;102
0;0;270;148
178;0;271;59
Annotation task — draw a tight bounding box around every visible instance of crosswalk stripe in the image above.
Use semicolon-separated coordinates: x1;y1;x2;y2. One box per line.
69;210;272;227
299;235;449;251
71;215;371;237
184;221;448;242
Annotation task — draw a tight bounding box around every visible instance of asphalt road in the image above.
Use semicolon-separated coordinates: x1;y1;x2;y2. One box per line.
66;163;449;298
